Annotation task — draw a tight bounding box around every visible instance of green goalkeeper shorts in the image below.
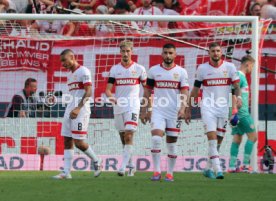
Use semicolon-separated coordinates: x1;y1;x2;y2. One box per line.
231;115;256;135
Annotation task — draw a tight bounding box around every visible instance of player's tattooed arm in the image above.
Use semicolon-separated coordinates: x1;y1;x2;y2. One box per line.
233;82;242;109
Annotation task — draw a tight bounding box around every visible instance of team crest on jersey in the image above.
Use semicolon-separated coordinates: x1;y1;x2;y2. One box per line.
131;70;137;76
173;73;179;80
73;75;78;81
156;74;162;78
223;71;228;77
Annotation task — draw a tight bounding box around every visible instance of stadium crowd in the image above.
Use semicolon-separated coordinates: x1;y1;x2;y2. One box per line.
0;0;275;37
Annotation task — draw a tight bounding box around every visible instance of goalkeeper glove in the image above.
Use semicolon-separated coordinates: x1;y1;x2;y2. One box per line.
230;113;239;127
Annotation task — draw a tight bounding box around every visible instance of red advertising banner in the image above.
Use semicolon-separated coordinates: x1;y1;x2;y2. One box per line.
0;39;53;71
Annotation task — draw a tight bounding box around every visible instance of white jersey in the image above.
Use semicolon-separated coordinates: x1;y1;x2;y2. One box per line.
195;60;239;118
65;65;92;115
36;20;68;34
147;64;189;119
109;62;147;114
133;6;163;30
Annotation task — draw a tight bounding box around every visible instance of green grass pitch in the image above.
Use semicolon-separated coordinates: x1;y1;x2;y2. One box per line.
0;171;275;201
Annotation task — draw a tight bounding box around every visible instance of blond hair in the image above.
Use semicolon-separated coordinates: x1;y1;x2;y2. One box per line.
119;40;133;49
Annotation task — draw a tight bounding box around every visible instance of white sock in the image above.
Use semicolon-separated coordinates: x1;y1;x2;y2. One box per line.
208;140;222;172
120;145;133;171
167;142;177;175
128;156;135;168
207;158;213;170
84;146;99;162
206;142;220;171
151;136;162;173
64;149;74;174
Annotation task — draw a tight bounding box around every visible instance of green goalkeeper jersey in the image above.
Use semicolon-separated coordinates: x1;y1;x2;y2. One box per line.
238;71;250;118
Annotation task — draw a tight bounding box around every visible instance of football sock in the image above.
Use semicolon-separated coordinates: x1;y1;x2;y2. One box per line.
84;146;99;162
229;142;239;168
151;135;162;173
121;145;133;170
208;140;222;172
243;140;255;165
128;156;135;168
167;142;177;175
64;149;74;174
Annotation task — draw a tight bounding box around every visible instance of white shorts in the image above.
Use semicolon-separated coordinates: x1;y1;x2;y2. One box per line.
201;110;228;137
61;114;90;140
150;112;182;137
114;111;139;132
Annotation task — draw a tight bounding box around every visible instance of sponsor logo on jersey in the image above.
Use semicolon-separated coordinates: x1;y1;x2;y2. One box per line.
155;81;180;89
116;78;139;85
68;82;84;91
203;78;231;86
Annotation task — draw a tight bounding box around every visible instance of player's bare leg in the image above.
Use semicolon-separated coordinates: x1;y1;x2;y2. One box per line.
53;137;74;179
217;136;223;152
118;131;134;176
74;139;102;177
151;130;163;181
165;136;177;182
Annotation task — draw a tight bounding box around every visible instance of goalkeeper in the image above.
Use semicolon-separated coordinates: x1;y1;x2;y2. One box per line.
228;55;257;173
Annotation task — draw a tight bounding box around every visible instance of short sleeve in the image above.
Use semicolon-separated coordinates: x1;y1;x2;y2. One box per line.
82;68;92;86
139;66;147;83
180;69;189;90
231;64;240;84
109;66;116;78
195;65;203;82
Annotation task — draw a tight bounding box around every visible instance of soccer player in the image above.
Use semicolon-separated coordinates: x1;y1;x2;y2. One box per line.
140;43;189;182
185;42;242;179
53;49;102;179
228;55;257;173
105;40;147;176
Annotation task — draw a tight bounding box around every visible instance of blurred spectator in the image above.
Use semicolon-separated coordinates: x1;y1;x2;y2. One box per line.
133;0;166;30
153;0;179;30
5;78;40;118
63;8;95;36
57;0;75;10
71;0;106;14
261;0;276;19
12;0;30;13
31;0;54;14
113;0;139;34
105;0;116;14
250;2;261;17
114;0;130;14
89;5;114;36
153;0;179;15
0;0;17;13
163;0;182;13
30;6;75;36
127;0;142;12
0;0;32;13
